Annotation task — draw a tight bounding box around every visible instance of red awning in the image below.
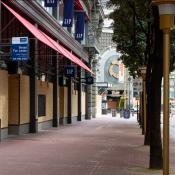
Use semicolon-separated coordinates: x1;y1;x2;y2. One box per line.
1;1;94;74
74;0;89;20
74;0;83;10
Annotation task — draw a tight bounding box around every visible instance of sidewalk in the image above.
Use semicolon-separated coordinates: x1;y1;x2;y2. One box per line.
0;114;175;175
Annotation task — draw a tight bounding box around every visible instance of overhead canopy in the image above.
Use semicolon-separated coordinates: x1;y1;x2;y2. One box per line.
74;0;83;10
74;0;89;20
1;1;94;74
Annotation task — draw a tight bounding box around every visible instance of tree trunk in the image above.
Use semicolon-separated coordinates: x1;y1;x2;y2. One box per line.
149;6;163;169
144;57;151;145
144;5;152;146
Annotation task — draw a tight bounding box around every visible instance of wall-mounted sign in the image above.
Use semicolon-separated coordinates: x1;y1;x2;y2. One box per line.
119;62;125;83
95;82;108;88
62;0;74;27
75;12;85;41
86;76;94;85
12;37;29;61
44;0;58;7
64;66;75;77
108;60;119;79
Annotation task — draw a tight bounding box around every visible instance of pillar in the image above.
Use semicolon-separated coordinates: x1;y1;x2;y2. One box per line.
53;53;59;127
91;61;97;118
67;77;72;124
0;1;2;141
78;67;82;121
29;32;38;133
85;71;92;120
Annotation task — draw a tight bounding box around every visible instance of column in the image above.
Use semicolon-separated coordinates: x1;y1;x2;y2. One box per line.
67;77;72;124
52;52;59;127
29;30;38;133
85;71;92;120
91;61;97;118
0;1;2;141
78;67;82;121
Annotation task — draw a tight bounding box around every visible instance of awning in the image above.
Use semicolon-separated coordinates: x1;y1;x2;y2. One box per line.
74;0;89;20
74;0;83;10
1;1;94;74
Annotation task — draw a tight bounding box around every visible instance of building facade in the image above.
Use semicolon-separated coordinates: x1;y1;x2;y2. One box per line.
0;0;104;140
96;2;129;112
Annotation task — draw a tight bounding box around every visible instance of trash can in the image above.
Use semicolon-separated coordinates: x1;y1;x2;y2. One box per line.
124;109;130;119
120;109;124;118
112;109;116;117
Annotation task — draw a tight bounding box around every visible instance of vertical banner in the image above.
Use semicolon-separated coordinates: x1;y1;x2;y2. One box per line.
44;0;58;7
62;0;74;27
119;62;125;83
75;12;85;41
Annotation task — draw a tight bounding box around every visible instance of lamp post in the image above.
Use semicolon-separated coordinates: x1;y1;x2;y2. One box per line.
153;1;175;175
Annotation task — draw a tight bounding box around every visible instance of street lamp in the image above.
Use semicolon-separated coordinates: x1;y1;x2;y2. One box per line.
153;1;175;175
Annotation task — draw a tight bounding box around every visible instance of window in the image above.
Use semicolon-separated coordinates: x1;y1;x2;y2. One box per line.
170;87;175;98
59;1;64;24
37;0;53;16
170;79;174;86
38;95;46;116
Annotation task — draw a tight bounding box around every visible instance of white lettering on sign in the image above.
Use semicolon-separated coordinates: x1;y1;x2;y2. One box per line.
64;19;72;25
46;0;55;3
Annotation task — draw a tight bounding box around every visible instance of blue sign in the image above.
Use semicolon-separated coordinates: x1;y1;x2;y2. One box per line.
44;0;57;7
86;76;94;85
64;66;75;77
62;0;74;27
12;37;29;61
75;12;85;41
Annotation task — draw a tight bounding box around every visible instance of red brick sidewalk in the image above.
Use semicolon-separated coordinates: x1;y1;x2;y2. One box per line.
0;115;174;175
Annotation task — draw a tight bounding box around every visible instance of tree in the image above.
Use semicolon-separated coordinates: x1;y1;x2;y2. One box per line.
108;0;164;169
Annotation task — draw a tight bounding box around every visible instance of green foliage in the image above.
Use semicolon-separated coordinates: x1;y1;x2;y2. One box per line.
107;0;151;76
108;0;175;75
170;30;175;71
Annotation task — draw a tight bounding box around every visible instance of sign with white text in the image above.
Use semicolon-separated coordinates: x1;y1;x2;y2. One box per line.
44;0;58;7
64;66;75;77
12;37;29;61
62;0;74;27
75;12;85;41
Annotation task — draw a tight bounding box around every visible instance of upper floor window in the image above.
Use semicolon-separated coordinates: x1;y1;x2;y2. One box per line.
59;0;64;24
37;0;53;16
170;79;174;86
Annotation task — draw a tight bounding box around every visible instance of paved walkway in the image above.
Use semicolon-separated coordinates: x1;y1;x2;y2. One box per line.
0;115;175;175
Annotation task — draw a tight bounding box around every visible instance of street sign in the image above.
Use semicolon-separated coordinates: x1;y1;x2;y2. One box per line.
12;37;29;61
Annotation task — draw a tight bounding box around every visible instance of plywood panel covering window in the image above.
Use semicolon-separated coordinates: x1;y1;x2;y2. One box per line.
38;95;46;117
